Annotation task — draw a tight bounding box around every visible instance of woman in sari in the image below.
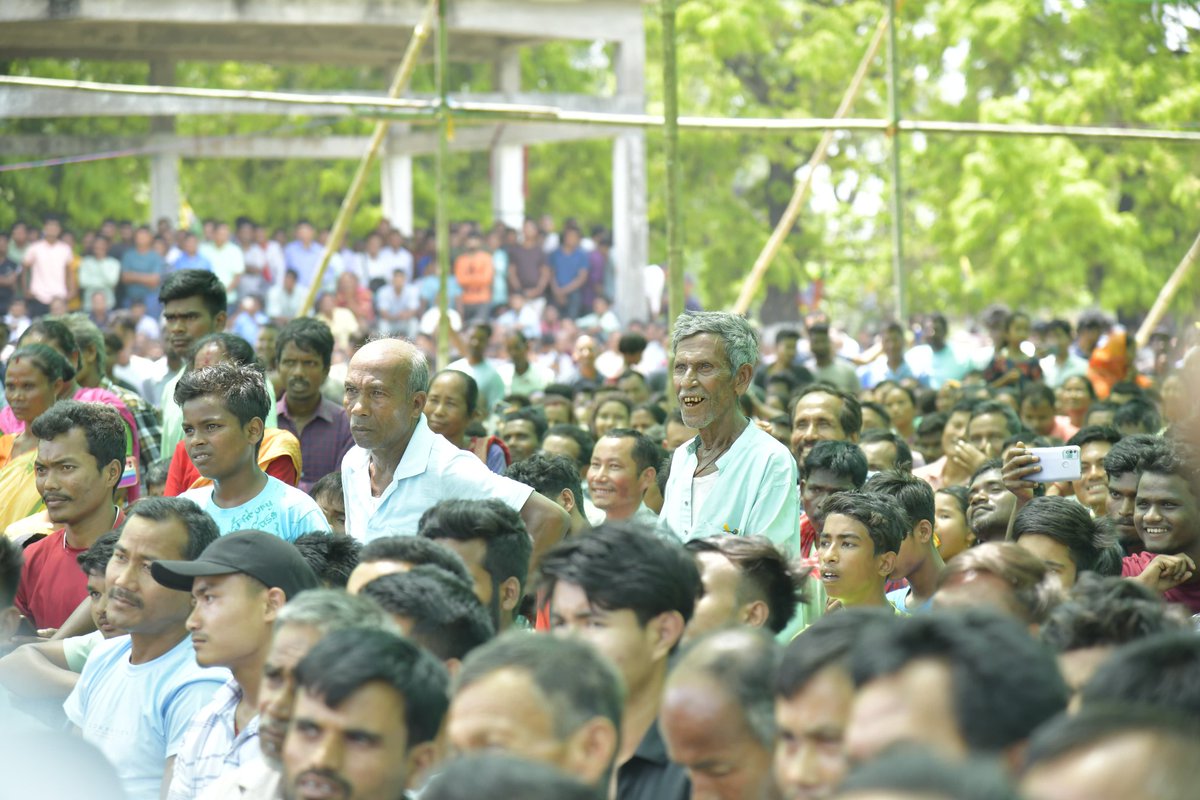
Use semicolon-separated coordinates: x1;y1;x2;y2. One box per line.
0;344;77;535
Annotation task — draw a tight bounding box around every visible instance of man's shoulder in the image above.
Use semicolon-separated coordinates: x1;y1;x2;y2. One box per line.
735;424;794;466
21;528;67;561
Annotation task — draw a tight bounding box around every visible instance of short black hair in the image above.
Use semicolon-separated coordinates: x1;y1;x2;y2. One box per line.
851;610;1068;753
1108;380;1144;399
802;440;868;487
1020;382;1056;408
969;400;1021;435
293;532;361;588
774;607;897;698
505;453;584;512
276;317;335;371
158;269;227;317
917;411;948;438
360;566;495;662
969;457;1004;486
794;383;863;438
839;747;1019;800
859;401;892;430
1084;401;1118;424
538;522;700;627
503;407;548;442
30;400;127;475
21;318;78;359
1113;398;1162;434
455;632;624;737
418;499;533;595
864;469;935;529
423;754;598;800
1067;425;1123;449
435;369;480;415
187;332;258;370
633;402;667;426
0;536;21;609
684;535;805;633
820;491;906;555
77;530;120;576
175;362;270;428
1103;434;1165;479
124;496;220;561
598;428;660;476
358;536;472;584
544;424;594;470
293;627;449;747
1080;632;1200;716
618;333;647;355
145;458;171;489
1040;573;1186;654
859;429;914;472
1012;496;1119;576
309;470;343;502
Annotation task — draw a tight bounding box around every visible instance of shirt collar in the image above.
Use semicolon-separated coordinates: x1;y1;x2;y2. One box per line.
393;415;434;481
277;395;337;423
632;720;671;766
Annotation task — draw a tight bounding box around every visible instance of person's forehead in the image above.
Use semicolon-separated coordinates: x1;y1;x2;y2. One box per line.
182;394;237;421
1108;471;1139;492
280;341;320;360
1138;471;1195;501
117;516;188;558
430;372;467;397
1080;441;1113;461
822;513;869;538
663;676;748;740
969;413;1007;430
452;668;548;725
675;333;728;361
163;296;209;314
970;469;1005;488
795;393;842;419
593;436;636;463
542;434;580;456
808;469;857;491
502;419;536;436
294;683;407;732
37;426;92;459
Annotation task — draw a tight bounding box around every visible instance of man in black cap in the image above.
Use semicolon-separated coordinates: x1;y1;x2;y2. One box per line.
152;530;321;800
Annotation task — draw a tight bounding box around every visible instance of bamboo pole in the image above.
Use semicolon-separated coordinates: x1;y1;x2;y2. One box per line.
730;14;891;315
8;75;1200;143
663;0;684;347
1134;229;1200;350
886;0;906;321
435;0;452;366
295;0;438;317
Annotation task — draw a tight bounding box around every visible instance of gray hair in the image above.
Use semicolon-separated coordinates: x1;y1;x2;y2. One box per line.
670;628;780;748
275;588;398;635
365;335;430;396
670;312;760;374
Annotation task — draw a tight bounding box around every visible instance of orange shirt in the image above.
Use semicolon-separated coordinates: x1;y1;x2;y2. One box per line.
454;251;494;305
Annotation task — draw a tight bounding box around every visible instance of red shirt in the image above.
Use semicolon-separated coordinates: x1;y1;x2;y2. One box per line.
1122;551;1200;614
14;510;124;629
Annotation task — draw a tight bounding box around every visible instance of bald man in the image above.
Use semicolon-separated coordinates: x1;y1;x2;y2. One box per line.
340;338;568;564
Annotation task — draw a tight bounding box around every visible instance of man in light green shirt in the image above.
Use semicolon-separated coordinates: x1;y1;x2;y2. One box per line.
158;270;228;457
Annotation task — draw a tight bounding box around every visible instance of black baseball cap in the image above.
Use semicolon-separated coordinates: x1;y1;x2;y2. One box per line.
151;530;320;600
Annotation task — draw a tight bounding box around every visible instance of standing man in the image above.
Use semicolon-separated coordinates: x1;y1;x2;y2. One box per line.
200;221;245;300
453;233;494;324
805;321;860;395
63;497;229;800
448;323;507;419
158;270;228;459
340;338;568;561
505;330;553;397
151;531;320;799
120;226;167;317
274;319;354;493
507;219;551;303
549;227;589;319
282;220;322;289
659;312;800;555
22;215;74;318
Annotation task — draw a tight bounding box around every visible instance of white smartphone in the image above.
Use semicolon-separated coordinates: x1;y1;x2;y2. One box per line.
1027;446;1082;483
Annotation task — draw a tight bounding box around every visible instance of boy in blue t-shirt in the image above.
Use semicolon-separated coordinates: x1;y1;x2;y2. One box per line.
175;361;330;540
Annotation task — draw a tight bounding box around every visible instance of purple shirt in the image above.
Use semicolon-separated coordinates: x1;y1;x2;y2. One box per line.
275;396;354;494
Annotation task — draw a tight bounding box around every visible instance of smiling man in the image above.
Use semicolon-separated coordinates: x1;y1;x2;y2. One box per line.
15;401;125;631
588;428;660;526
1103;434;1162;555
1064;426;1122;517
790;384;862;468
152;531;320;799
966;460;1018;545
659;312;800;553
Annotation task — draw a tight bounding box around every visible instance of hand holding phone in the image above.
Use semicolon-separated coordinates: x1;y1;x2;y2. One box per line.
1026;446;1082;483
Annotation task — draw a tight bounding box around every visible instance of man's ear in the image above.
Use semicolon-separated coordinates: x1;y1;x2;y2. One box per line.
404;741;441;791
245;417;265;446
647;610;686;662
563;717;620;786
916;519;934;545
638;468;656;497
411;390;428;416
498;576;521;614
214;311;228;330
105;458;123;491
264;587;287;623
732;363;754;396
557;488;576;514
877;551;897;578
739;599;770;629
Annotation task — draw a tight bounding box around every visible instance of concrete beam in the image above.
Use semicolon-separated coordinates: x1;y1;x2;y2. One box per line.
0;86;644;119
491;47;526;229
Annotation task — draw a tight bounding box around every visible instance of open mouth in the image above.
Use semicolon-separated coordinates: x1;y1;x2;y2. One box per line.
1143;526;1170;539
680;396;704;409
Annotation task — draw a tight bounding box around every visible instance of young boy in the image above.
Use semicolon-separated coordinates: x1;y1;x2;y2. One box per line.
176;361;330;540
864;471;945;613
817;490;906;610
309;471;346;536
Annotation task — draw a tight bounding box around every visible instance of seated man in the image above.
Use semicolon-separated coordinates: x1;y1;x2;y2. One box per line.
281;628;449;800
447;632;622;789
505;453;592;537
588;428;660;526
16;401;126;632
500;408;547;464
660;628;780;800
540;523;700;800
418;499;533;633
847;610;1068;768
934;542;1062;627
345;535;470;594
307;471;345;536
865;471;944;613
800;440;869;558
817;491;905;610
359;565;494;670
1012;496;1120;589
151;531;321;799
177;363;330;540
64;497;230;800
292;531;360;588
773;609;896;800
683;534;806;642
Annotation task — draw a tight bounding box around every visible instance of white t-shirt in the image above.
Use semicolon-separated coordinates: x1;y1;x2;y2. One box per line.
181;476;331;542
63;635;229;800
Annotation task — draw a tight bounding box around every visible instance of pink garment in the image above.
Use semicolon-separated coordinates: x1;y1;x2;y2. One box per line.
913;455;947;491
0;387;141;470
1051;415;1079;442
22;240;73;304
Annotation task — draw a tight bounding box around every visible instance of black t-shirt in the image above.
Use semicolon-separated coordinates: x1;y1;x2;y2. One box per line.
0;257;19;314
616;720;690;800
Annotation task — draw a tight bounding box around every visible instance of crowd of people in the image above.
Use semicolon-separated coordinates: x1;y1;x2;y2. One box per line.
0;211;1199;800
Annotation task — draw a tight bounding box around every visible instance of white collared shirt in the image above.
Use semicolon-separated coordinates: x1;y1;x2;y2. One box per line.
342;414;533;541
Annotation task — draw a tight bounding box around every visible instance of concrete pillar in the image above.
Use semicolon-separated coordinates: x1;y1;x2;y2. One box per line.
148;58;179;228
491;47;525;229
381;125;414;235
612;35;648;323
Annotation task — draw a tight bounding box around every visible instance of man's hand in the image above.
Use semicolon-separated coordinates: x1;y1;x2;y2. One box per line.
948;439;987;475
1133;554;1197;593
1001;441;1042;507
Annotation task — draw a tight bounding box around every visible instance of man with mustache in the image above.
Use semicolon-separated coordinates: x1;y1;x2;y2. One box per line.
14;401;126;632
152;531;320;799
274;319;353;494
63;497;229;800
966;460;1018;545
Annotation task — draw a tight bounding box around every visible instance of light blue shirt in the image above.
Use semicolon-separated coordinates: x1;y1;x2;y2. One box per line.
341;414;532;542
63;634;229;800
166;678;260;800
446;357;507;418
181;475;331;541
658;422;801;556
